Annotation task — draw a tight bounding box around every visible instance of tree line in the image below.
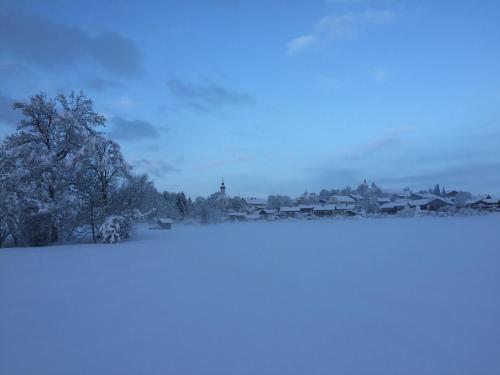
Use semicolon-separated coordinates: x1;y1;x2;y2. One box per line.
0;91;477;247
0;92;248;247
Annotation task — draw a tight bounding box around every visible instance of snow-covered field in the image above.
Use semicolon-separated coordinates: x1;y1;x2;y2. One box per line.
1;215;500;375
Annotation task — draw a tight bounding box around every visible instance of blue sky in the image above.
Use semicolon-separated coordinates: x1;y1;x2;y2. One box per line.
1;0;499;197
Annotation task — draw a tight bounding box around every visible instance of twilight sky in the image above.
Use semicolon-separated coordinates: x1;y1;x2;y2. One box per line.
1;0;499;197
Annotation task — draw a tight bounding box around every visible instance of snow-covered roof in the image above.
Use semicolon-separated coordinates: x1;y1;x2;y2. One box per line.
242;197;267;205
329;195;355;203
298;204;315;209
384;189;412;197
313;204;336;211
484;198;499;204
466;198;498;205
244;214;261;220
335;204;356;210
158;218;173;224
380;200;409;209
408;197;452;207
259;209;277;214
348;194;364;200
225;212;246;217
378;198;391;204
407;199;432;207
280;206;300;212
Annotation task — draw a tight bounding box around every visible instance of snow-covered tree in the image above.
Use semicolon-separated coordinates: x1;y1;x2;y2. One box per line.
267;195;292;208
176;191;188;219
356;179;369;196
0;91;153;246
453;191;472;208
70;135;145;242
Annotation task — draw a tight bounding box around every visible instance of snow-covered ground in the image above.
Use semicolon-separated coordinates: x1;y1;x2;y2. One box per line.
1;215;500;375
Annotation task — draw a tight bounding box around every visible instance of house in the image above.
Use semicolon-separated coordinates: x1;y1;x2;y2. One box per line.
407;199;431;209
242;197;267;210
408;193;425;200
328;195;356;211
377;197;391;205
312;204;336;217
385;190;413;200
408;198;453;211
244;214;261;221
225;212;247;222
258;209;278;219
484;198;500;208
380;201;409;214
298;204;315;214
279;206;300;217
466;198;499;210
157;218;173;229
258;208;277;215
348;193;365;202
342;209;357;217
329;195;355;204
396;191;413;199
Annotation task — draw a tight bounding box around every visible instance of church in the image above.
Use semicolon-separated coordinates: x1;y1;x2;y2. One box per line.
214;179;231;207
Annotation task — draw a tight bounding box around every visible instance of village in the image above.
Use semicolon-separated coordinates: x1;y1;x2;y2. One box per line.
212;180;500;223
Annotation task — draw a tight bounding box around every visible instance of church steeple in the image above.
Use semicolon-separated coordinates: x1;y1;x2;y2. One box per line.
220;178;226;194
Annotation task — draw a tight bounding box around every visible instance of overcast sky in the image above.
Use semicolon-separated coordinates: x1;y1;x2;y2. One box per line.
1;0;499;197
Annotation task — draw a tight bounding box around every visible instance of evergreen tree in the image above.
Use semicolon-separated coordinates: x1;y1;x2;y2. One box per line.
176;191;188;219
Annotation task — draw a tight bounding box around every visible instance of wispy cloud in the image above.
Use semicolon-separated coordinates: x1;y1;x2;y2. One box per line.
287;10;395;54
196;152;252;170
84;78;125;91
341;126;413;161
287;35;321;55
133;159;180;178
113;96;136;109
317;76;348;89
372;67;389;82
109;117;162;141
166;78;253;112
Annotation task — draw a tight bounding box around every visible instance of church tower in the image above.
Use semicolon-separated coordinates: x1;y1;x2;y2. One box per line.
220;178;226;195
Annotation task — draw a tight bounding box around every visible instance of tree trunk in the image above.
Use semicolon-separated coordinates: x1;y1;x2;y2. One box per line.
90;205;96;243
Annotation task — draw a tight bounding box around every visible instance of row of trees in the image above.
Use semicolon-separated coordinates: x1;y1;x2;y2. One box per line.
0;92;478;247
0;90;247;246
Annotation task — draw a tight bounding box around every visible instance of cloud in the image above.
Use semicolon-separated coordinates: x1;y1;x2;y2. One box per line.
166;79;253;111
0;94;21;128
196;153;252;170
317;77;348;89
84;78;125;91
372;67;389;81
0;8;142;77
315;166;361;185
109;117;162;141
133;159;180;178
287;35;321;55
113;96;136;109
378;162;500;193
287;10;395;54
338;127;412;161
361;135;401;152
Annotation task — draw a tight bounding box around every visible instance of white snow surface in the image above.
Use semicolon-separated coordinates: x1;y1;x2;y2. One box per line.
1;215;500;375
